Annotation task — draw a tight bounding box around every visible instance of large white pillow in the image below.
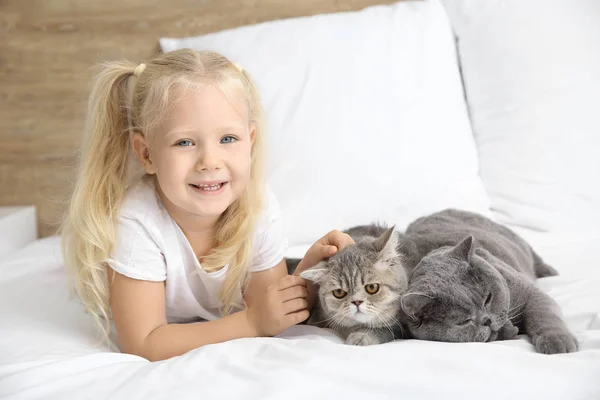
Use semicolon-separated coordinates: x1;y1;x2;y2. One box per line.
442;0;600;234
161;0;491;246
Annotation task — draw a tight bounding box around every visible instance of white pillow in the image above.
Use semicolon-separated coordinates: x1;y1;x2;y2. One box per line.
442;0;600;234
160;0;491;246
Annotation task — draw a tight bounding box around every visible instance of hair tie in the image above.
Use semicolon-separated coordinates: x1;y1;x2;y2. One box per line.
127;64;145;136
233;62;243;73
133;63;146;77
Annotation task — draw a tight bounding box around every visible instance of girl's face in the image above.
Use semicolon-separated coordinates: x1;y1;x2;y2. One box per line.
134;85;254;228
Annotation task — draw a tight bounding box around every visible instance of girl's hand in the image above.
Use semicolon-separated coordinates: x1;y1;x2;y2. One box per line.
294;230;356;275
246;275;309;336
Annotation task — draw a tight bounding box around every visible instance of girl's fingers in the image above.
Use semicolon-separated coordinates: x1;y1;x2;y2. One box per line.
281;285;309;302
287;310;310;325
322;230;355;249
276;275;307;291
302;244;337;268
283;298;308;315
324;245;337;256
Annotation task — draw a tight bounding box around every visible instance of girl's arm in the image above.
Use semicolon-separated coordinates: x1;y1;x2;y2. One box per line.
108;268;308;362
108;230;354;361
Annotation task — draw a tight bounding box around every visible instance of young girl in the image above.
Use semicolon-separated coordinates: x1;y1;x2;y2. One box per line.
60;49;354;361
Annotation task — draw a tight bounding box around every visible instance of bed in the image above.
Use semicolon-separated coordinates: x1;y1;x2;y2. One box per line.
1;232;600;399
1;0;600;398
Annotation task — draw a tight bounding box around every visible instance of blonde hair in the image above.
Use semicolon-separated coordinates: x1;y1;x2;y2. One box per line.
60;49;266;340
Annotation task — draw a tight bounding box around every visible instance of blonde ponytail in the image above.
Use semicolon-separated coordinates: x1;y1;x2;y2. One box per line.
61;61;139;340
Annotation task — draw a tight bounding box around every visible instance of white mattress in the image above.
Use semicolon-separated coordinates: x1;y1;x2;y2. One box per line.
1;235;599;400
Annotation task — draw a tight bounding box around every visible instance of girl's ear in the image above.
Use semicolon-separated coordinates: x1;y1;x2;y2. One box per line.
249;123;256;145
132;132;156;174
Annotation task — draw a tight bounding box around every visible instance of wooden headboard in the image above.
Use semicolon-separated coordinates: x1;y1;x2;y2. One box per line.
0;0;397;237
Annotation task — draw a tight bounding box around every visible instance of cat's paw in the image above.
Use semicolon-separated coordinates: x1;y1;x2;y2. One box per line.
533;331;578;354
346;331;380;346
497;323;519;341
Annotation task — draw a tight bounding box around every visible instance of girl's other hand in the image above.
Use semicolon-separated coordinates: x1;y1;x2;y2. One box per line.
246;275;309;336
294;230;356;275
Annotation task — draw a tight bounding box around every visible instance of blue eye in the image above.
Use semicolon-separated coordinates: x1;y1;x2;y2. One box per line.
176;140;193;147
220;136;237;144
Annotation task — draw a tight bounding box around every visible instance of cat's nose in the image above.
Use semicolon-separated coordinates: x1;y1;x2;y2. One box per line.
352;300;363;307
482;317;492;326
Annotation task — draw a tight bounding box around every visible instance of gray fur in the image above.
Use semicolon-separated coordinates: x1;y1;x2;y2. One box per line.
286;258;302;275
400;209;577;354
299;227;409;346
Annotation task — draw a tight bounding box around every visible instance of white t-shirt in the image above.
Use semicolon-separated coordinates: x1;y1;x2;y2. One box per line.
105;178;288;323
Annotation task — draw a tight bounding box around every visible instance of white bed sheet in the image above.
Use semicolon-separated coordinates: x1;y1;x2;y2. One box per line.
0;235;599;400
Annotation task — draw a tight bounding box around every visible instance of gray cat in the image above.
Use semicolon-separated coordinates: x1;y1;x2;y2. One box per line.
400;209;578;354
298;226;412;346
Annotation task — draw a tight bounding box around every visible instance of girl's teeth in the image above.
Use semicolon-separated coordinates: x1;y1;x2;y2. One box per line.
196;183;222;191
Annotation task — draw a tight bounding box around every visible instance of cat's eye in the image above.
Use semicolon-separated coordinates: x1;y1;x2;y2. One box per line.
458;318;474;326
484;293;492;306
365;283;380;294
332;289;347;299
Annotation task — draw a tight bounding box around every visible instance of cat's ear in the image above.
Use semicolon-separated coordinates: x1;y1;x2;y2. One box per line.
373;226;398;262
400;293;432;321
299;261;328;283
449;235;475;262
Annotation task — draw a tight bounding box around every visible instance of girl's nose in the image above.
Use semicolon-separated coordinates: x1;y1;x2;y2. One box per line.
196;148;221;171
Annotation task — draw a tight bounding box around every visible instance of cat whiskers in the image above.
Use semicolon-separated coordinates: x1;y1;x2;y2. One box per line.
375;313;395;338
328;312;351;332
507;298;528;323
375;306;405;338
508;309;525;324
310;310;349;334
388;314;406;338
311;313;342;326
380;308;402;327
507;301;525;315
362;304;389;330
365;304;404;340
364;319;375;338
